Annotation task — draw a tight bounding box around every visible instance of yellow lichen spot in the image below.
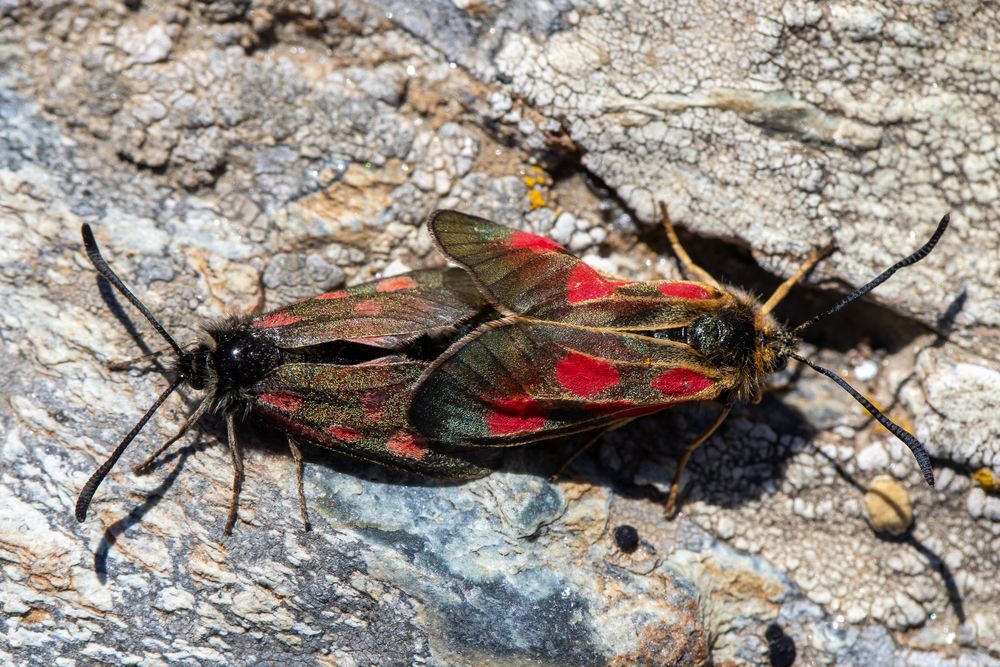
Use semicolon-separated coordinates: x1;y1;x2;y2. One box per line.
973;468;1000;493
864;475;913;536
527;188;545;210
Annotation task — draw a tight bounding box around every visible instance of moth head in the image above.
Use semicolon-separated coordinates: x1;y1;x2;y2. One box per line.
175;342;214;391
757;322;798;376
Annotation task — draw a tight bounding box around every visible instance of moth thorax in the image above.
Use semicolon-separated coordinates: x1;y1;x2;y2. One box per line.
211;331;284;392
686;311;757;367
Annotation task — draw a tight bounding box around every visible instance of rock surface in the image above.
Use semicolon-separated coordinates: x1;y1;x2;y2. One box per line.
1;1;998;665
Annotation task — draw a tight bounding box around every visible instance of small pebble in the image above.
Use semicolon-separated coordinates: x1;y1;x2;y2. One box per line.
864;474;913;536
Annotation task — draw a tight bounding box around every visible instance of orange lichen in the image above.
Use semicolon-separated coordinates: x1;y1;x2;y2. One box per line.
973;468;1000;493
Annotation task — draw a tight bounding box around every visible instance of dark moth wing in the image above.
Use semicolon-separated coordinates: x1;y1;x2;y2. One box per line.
245;267;494;478
410;320;723;445
250;359;490;479
251;267;488;349
426;210;727;330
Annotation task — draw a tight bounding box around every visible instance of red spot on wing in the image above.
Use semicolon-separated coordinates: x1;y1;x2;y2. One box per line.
651;369;713;397
258;392;304;413
509;230;563;253
486;395;547;435
317;290;349;300
555;353;621;397
376;276;418;293
325;425;362;442
385;431;429;461
565;264;627;304
353;298;382;316
657;282;715;300
362;390;389;422
252;312;301;329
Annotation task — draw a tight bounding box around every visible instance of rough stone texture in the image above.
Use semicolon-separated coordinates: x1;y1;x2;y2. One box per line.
1;1;998;665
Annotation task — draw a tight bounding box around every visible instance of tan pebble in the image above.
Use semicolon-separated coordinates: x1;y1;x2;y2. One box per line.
864;474;913;536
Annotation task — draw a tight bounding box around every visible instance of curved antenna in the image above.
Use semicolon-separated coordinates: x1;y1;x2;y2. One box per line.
81;224;183;357
794;214;950;334
790;352;934;486
75;377;183;522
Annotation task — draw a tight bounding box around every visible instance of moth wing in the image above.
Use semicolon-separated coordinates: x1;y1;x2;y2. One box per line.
409;320;724;445
427;210;726;330
251;267;488;349
249;359;491;479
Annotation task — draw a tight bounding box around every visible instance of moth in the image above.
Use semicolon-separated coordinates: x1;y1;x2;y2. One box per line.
76;225;496;534
409;208;948;512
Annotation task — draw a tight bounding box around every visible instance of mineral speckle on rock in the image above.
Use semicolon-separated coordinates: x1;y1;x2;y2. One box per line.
2;1;999;665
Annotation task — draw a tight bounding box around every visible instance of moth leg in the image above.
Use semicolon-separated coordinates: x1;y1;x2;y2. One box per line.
133;397;212;474
659;202;721;288
760;244;834;315
666;403;733;516
223;413;245;536
106;347;171;371
549;420;633;482
287;436;312;531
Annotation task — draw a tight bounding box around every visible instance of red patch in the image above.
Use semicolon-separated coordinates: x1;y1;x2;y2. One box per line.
376;276;418;293
317;290;349;300
362;390;389;422
651;369;713;397
258;392;303;413
385;431;428;461
325;425;362;442
565;264;626;303
252;312;300;329
486;396;547;435
555;353;620;397
353;298;381;316
657;282;715;300
509;230;563;253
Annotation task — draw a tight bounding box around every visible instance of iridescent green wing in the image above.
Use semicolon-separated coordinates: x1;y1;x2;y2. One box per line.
426;210;726;330
251;267;488;349
410;320;725;445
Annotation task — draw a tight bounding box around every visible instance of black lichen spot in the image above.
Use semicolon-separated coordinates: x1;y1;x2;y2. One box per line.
613;525;639;553
765;622;796;667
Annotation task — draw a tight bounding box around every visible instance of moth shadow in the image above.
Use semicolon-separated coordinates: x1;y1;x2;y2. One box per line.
811;446;967;624
515;394;819;512
93;445;195;582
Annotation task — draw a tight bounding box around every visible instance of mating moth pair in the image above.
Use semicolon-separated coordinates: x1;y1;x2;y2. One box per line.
76;207;947;533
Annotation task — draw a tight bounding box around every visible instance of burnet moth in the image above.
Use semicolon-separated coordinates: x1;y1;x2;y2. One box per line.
76;224;494;534
409;208;949;513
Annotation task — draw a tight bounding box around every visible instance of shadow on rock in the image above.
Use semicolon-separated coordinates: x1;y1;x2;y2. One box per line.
94;445;193;583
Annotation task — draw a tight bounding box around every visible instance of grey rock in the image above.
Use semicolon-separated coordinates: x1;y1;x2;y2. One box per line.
2;1;999;665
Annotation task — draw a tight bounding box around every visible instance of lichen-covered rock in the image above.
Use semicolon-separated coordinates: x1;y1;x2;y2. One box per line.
2;1;999;665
